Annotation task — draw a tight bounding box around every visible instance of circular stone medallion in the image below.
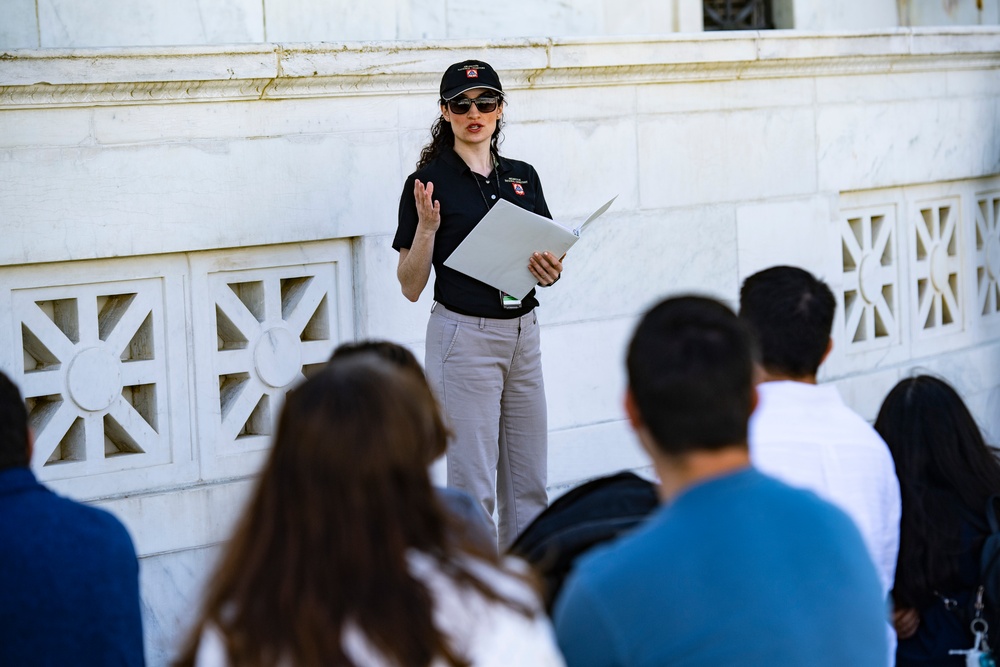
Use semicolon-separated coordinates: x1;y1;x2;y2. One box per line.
858;254;882;305
987;234;1000;282
930;243;951;293
67;347;122;412
254;327;302;388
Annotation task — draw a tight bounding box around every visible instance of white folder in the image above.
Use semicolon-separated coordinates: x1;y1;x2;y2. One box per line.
443;196;616;300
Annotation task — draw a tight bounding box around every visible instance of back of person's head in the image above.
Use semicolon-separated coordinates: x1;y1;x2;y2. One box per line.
739;265;835;378
875;374;1000;606
328;340;446;465
0;371;30;470
179;355;468;667
875;374;998;508
273;355;447;523
627;296;756;456
330;339;423;375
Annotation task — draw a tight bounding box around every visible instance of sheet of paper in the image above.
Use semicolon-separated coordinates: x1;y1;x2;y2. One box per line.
574;194;618;235
443;196;616;300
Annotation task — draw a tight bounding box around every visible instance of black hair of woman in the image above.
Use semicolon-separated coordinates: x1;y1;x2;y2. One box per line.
875;374;1000;607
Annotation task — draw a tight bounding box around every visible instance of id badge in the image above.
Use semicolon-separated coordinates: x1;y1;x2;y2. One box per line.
500;291;522;310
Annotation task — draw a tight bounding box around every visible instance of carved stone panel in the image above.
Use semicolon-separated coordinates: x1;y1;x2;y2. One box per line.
836;179;1000;369
975;190;1000;321
911;198;963;338
5;265;194;499
840;206;899;350
0;242;353;498
190;242;354;480
16;282;168;475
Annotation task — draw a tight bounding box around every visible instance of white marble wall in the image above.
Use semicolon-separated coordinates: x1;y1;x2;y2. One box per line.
770;0;998;30
5;0;1000;49
2;30;1000;664
898;0;1000;28
772;0;900;30
0;0;703;49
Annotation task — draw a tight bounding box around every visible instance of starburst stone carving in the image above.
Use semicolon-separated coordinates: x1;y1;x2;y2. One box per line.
912;201;962;335
841;209;898;347
16;281;168;477
210;270;334;452
975;192;1000;319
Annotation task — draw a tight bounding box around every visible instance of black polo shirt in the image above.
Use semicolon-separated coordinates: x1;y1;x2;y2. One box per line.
394;148;552;319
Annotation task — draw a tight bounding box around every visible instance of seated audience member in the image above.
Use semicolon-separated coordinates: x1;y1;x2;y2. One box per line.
739;265;900;658
330;339;496;554
553;296;887;666
875;375;1000;665
176;355;564;667
0;371;145;666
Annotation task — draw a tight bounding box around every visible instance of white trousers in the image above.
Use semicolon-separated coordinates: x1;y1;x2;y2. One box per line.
425;303;549;550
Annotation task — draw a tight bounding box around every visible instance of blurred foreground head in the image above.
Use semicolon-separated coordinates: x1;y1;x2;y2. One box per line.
182;355;463;667
627;296;757;456
329;340;447;464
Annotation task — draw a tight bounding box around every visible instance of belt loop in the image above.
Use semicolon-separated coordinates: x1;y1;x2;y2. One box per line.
431;302;438;313
479;317;486;330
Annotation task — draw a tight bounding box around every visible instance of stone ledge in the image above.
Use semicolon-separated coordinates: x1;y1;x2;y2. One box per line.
1;29;998;109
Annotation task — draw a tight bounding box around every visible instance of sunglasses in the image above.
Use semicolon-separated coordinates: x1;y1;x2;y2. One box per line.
446;96;501;115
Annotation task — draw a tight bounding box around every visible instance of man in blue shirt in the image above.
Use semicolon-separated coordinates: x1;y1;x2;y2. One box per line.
0;371;145;666
553;296;887;667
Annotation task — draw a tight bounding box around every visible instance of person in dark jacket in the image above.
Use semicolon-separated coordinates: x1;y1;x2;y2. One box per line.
876;375;1000;665
0;370;145;666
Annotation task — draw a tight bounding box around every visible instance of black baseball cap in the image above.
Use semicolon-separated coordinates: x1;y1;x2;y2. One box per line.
439;60;503;101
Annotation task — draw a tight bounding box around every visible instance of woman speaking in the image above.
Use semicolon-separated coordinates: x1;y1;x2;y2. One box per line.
393;60;562;549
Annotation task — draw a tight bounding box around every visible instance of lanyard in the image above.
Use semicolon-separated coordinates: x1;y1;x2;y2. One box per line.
472;167;501;212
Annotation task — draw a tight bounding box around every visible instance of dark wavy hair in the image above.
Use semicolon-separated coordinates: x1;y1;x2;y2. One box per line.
175;355;531;667
875;374;1000;609
416;96;505;170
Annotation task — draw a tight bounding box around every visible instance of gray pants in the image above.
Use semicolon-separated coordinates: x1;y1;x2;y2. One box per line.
425;303;549;549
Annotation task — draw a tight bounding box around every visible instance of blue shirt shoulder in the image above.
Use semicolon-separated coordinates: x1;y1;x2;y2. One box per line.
554;468;887;667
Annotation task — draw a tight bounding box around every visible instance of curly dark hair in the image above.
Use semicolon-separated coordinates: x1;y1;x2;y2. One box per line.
417;97;505;170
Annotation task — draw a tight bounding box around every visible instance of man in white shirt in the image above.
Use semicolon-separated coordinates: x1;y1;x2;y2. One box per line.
739;266;902;664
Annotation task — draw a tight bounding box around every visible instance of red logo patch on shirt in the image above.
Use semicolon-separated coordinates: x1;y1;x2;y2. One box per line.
466;69;479;79
512;183;525;196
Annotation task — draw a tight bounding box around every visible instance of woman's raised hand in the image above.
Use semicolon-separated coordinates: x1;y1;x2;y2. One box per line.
414;179;441;233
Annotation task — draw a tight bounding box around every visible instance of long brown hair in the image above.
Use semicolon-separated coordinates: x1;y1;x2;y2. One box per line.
175;356;529;667
416;96;505;170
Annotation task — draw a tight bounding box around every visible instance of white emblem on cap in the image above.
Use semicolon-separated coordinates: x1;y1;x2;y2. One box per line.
466;69;478;78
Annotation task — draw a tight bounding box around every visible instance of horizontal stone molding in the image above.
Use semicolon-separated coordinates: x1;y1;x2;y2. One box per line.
1;29;999;109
